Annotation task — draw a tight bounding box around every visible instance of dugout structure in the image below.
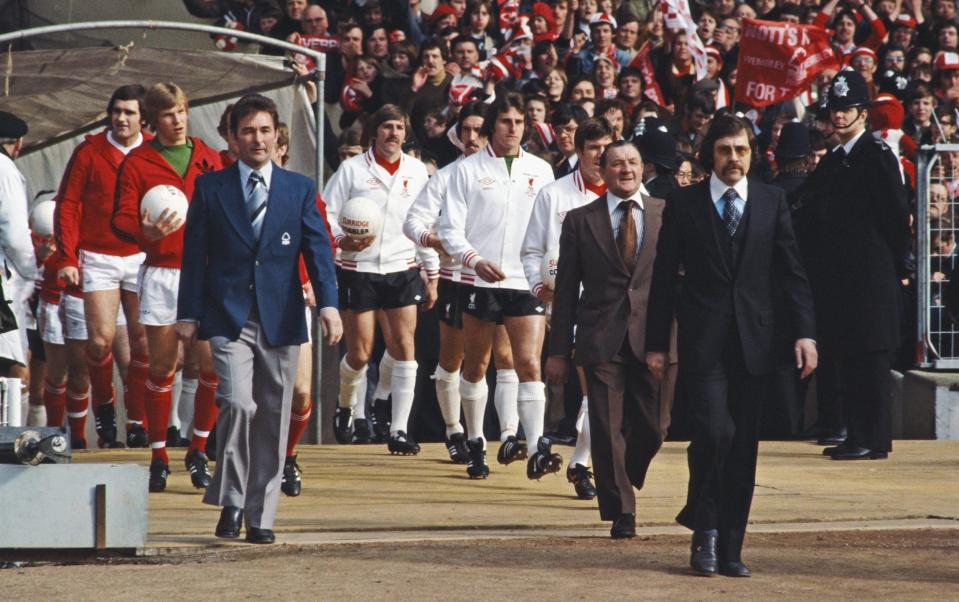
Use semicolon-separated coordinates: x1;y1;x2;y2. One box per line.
0;21;336;442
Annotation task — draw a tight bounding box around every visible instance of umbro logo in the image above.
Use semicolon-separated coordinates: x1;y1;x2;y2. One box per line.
534;307;545;313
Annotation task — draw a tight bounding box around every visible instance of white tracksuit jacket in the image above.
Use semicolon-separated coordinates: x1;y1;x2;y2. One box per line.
438;146;554;290
403;155;464;282
323;149;437;275
520;169;604;296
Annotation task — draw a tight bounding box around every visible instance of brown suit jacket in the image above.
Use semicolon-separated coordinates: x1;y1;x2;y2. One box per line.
549;192;673;366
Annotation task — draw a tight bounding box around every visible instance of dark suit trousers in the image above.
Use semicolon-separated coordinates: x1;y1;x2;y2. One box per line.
676;338;764;562
838;350;894;452
583;350;667;521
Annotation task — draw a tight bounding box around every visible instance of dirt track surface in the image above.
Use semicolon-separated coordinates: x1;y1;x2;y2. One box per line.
2;529;956;600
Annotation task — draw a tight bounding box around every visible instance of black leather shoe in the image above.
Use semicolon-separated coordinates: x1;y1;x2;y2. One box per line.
352;418;374;444
387;431;421;455
245;527;275;544
215;506;242;538
370;398;392;443
94;403;119;448
690;531;719;576
445;432;470;464
496;435;527;465
831;446;888;460
184;449;212;489
126;424;149;448
610;514;636;539
566;464;597;500
333;406;354;444
817;426;847;446
281;454;302;497
148;459;170;493
822;443;852;456
719;561;751;577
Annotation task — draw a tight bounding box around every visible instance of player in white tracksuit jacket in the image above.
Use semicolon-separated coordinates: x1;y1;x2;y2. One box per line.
403;102;520;465
520;118;614;500
0;115;39;373
323;105;435;455
437;92;559;480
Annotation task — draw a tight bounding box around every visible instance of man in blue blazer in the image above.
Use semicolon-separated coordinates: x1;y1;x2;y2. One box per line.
177;94;342;544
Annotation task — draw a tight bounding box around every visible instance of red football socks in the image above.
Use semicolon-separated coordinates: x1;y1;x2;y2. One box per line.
125;353;150;429
66;387;89;445
287;404;312;457
86;350;115;409
145;375;175;464
43;379;67;427
189;372;219;453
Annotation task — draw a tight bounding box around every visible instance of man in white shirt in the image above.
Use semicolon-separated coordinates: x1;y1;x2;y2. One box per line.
439;91;557;479
522;118;614;500
323;104;435;455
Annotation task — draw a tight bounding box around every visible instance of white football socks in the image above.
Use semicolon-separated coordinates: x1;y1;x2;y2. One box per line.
339;356;368;409
459;376;489;445
372;351;395;401
517;381;546;448
569;396;591;467
389;360;418;435
434;365;464;437
494;369;519;441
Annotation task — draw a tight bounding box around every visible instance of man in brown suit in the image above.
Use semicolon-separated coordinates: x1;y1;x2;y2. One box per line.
545;140;671;539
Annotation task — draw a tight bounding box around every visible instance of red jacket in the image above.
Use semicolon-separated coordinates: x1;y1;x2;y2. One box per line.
298;194;336;285
54;130;153;269
112;137;222;268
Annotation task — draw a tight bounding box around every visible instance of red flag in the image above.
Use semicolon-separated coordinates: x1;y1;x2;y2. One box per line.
628;42;667;107
734;18;840;108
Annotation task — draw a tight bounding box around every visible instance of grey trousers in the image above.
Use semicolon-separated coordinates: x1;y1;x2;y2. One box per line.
203;318;299;530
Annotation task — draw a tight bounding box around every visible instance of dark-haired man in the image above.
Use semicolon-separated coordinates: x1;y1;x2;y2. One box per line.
178;94;341;544
522;118;614;500
439;92;555;480
646;114;817;577
55;85;152;449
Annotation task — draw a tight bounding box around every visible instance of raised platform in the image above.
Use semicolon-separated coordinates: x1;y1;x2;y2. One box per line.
59;440;959;556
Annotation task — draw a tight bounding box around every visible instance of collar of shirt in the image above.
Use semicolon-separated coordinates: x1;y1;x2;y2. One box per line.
834;128;866;156
238;159;274;192
606;188;645;216
709;172;748;217
106;131;143;155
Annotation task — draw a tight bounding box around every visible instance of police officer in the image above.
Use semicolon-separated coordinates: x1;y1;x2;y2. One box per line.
803;70;909;460
634;119;677;200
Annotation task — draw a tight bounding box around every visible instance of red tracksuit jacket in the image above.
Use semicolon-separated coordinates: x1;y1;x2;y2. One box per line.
54;130;154;270
111;137;222;268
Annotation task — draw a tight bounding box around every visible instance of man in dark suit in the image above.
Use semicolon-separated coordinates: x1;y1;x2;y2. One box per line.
645;115;818;577
800;71;910;460
546;141;672;540
177;94;342;544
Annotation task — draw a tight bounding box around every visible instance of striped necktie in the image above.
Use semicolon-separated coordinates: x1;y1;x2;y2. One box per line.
247;171;268;240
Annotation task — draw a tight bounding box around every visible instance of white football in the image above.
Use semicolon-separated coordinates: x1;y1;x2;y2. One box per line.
30;198;57;238
339;196;384;240
540;249;561;290
141;185;188;224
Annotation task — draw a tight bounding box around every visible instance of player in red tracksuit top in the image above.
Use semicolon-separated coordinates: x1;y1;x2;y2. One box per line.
273;122;337;497
55;85;151;449
112;82;223;494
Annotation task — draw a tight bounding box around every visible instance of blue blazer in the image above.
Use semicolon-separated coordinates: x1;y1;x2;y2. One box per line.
177;162;338;347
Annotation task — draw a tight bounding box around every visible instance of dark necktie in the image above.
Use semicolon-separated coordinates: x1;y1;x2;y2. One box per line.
617;199;637;272
722;188;741;237
247;171;267;240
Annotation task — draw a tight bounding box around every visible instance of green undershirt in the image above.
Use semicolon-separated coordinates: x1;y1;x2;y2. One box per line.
150;138;193;178
503;155;517;175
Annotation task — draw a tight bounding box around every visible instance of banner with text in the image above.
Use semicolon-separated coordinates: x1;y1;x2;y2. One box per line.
734;19;839;108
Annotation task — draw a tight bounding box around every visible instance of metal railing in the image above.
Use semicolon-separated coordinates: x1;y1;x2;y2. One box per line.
916;143;959;368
